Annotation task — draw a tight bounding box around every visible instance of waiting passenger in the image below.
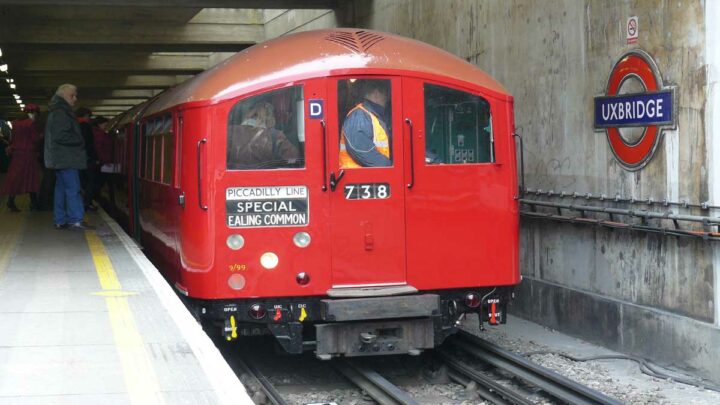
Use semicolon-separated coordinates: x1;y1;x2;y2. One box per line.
0;104;43;212
45;83;92;230
228;102;299;169
339;81;392;168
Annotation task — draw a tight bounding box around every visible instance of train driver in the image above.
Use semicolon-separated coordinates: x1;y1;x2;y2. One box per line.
339;80;392;168
229;101;299;169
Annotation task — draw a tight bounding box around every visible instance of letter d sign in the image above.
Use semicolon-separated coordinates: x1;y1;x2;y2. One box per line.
309;99;323;119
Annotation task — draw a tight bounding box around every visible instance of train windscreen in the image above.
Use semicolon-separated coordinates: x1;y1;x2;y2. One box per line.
424;84;493;165
227;86;305;170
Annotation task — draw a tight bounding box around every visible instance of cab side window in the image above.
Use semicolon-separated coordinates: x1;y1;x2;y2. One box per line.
227;86;304;170
424;84;493;165
337;79;393;168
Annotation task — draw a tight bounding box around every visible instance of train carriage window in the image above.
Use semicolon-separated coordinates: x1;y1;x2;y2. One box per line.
162;114;174;185
227;86;304;170
142;122;151;179
337;79;392;168
153;132;162;181
424;84;494;165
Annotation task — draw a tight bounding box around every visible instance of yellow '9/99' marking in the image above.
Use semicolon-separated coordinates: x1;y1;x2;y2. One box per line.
85;231;164;404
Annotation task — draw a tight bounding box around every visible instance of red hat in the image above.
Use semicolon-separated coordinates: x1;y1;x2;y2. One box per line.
24;103;40;112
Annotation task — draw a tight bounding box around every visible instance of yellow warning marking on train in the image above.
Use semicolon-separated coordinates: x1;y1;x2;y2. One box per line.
226;315;238;341
85;231;165;405
0;206;25;282
299;307;308;322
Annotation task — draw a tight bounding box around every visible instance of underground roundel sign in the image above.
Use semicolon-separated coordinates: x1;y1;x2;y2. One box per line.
594;50;676;170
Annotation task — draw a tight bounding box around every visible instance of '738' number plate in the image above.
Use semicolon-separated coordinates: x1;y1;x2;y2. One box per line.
344;183;390;200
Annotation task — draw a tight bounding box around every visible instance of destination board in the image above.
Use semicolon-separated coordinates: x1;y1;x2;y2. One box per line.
226;186;309;228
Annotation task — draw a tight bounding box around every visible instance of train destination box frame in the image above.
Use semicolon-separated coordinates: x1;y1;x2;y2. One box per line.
226;186;309;228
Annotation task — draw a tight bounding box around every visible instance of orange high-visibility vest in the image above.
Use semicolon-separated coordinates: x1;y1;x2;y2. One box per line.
339;104;390;168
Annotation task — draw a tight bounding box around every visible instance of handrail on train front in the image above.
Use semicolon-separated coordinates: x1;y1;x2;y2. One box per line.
321;120;328;192
405;118;415;189
197;138;208;210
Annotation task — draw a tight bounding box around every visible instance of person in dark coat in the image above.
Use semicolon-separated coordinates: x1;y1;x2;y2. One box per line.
0;104;43;211
76;107;97;211
0;120;11;173
44;84;91;230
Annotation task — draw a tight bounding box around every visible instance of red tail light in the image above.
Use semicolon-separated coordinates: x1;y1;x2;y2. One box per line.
296;272;311;286
248;303;266;320
464;292;481;308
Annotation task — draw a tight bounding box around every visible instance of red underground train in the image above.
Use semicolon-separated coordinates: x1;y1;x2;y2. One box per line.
105;28;520;358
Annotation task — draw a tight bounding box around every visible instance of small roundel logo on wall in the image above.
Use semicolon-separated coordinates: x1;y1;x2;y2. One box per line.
594;50;676;171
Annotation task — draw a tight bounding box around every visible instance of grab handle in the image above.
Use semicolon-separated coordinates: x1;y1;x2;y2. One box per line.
197;138;208;211
513;133;525;197
405;118;415;189
321;120;328;192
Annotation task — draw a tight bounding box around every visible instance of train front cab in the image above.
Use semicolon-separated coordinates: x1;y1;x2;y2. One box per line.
204;73;519;358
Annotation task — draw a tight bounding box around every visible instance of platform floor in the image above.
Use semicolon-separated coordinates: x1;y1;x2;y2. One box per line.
0;196;250;404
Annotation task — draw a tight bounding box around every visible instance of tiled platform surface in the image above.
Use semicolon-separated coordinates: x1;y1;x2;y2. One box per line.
0;199;250;405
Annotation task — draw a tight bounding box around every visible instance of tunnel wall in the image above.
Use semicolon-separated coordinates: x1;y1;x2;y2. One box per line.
344;0;720;382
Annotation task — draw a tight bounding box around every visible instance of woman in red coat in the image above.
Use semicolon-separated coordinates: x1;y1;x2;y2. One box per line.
1;104;43;211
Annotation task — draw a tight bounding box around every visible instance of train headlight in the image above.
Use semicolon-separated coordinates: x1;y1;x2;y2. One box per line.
296;272;311;286
260;252;279;269
226;234;245;250
293;232;311;248
464;292;481;308
227;274;246;290
248;303;266;320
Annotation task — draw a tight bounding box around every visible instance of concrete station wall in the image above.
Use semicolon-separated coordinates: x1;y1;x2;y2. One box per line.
338;0;720;382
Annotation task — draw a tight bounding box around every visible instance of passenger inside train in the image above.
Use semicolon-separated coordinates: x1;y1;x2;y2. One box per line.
227;87;302;170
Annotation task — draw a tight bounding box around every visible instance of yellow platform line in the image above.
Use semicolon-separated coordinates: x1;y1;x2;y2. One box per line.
0;206;25;282
85;231;165;405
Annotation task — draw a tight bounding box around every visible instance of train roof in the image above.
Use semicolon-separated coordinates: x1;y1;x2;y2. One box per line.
143;28;510;117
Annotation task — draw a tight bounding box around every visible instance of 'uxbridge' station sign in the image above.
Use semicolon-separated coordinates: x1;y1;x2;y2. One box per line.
594;50;676;170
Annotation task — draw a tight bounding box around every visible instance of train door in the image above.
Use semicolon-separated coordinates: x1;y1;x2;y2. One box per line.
402;78;515;289
326;77;407;287
177;107;213;282
170;112;184;287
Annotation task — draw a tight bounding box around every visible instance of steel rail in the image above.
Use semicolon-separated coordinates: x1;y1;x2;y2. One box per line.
446;368;511;405
449;331;623;405
437;350;534;405
235;356;289;405
332;359;419;405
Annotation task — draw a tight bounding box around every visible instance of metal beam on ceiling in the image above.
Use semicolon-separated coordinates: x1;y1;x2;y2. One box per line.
0;1;341;8
0;2;343;120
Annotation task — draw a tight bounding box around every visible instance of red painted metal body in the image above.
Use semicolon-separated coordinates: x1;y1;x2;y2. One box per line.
106;29;520;352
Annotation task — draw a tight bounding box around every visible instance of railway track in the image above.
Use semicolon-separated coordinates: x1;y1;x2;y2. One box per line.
441;330;623;405
332;359;419;405
234;355;289;405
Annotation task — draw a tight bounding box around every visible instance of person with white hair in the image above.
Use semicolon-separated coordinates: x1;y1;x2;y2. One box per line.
44;83;92;230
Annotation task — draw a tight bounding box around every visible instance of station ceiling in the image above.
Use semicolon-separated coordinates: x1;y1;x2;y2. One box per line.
0;0;346;121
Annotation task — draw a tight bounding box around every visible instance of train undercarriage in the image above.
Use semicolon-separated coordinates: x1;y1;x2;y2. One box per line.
196;286;513;358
